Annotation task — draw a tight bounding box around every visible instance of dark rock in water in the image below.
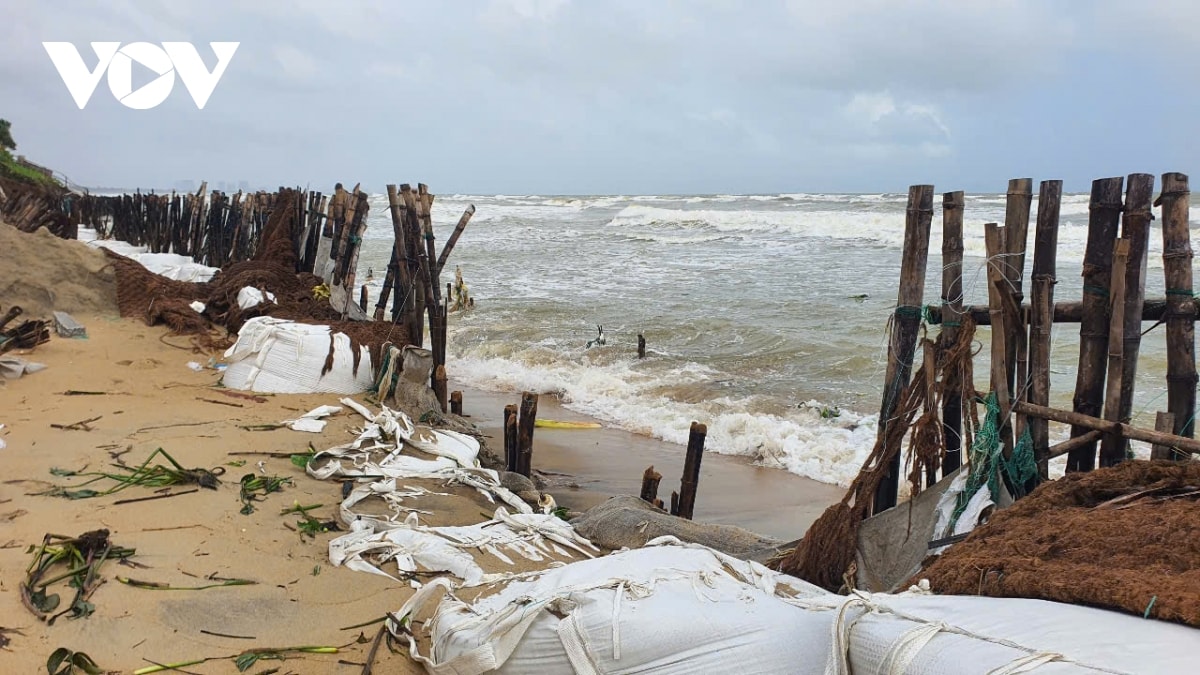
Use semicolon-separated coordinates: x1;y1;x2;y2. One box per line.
570;495;785;561
498;471;541;506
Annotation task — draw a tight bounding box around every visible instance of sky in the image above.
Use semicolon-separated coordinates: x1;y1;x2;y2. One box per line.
1;0;1197;194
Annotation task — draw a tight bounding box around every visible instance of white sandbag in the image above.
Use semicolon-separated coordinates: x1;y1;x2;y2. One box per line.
838;591;1200;675
221;316;373;394
395;540;839;675
236;286;277;309
78;230;220;282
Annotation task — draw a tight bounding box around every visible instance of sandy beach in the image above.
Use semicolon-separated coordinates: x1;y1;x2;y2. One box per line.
0;305;842;674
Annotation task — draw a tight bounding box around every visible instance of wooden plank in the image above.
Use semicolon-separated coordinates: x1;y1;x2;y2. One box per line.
1004;179;1033;438
1027;180;1062;482
984;222;1014;458
1110;174;1155;462
1068;177;1123;472
1099;239;1131;466
872;185;934;513
940;190;965;475
1151;412;1178;460
1159;172;1197;440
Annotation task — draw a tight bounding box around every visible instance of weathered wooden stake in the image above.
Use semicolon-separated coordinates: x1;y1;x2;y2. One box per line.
676;422;707;520
450;390;463;416
640;465;662;504
503;404;519;473
637;333;646;359
1099;239;1131;466
433;365;448;414
1159;173;1196;440
517;392;539;477
940;191;965;475
1004;178;1033;438
1107;176;1154;453
1027;180;1062;482
359;284;368;312
669;491;679;517
1068;177;1123;472
1151;412;1178;460
873;185;934;513
984;223;1014;457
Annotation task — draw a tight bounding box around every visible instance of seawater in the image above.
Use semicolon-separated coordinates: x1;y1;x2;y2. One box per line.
353;192;1200;487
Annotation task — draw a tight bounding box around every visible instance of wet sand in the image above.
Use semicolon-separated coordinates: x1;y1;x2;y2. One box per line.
452;385;845;541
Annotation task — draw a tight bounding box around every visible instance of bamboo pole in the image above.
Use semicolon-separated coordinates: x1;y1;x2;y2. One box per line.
926;297;1192;326
872;184;934;513
1027;180;1062;482
1159;172;1196;440
640;465;662;505
940;191;965;475
676;422;707;520
517;392;539;477
503;404;519;473
1068;177;1123;472
436;205;476;275
1099;239;1131;466
383;185;413;326
1151;412;1177;460
1014;400;1200;455
984;223;1014;457
401;185;426;347
1108;174;1156;463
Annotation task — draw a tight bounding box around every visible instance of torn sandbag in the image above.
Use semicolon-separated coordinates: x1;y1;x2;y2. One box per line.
221;317;374;394
282;404;342;432
0;356;47;380
392;539;839;675
328;519;487;586
236;286;277;309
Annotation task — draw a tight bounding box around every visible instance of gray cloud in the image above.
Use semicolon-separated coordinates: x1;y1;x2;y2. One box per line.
1;0;1194;193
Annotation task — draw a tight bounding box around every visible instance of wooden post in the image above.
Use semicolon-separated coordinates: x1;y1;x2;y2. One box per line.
1109;174;1155;462
676;422;707;520
640;465;662;504
637;333;646;359
359;284;368;312
503;404;519;473
450;390;463;416
384;185;413;327
1027;180;1062;483
1159;173;1196;440
1151;412;1178;460
517;392;539;477
872;185;934;513
1099;239;1131;466
669;491;679;517
436;205;476;275
985;223;1015;458
940;191;965;475
1068;177;1123;473
1004;179;1033;439
433;365;448;414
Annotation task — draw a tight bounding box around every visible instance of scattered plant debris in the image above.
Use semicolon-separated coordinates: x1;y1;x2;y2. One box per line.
46;647;109;674
239;474;291;515
21;530;135;624
43;448;222;500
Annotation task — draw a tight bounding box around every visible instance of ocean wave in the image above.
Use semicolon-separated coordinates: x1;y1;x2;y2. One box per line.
448;338;880;487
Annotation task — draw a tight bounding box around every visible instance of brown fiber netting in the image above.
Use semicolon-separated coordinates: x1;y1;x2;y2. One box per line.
107;187;407;364
775;318;977;590
916;460;1200;627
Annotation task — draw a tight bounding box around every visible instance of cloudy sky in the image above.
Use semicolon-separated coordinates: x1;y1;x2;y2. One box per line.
2;0;1196;194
